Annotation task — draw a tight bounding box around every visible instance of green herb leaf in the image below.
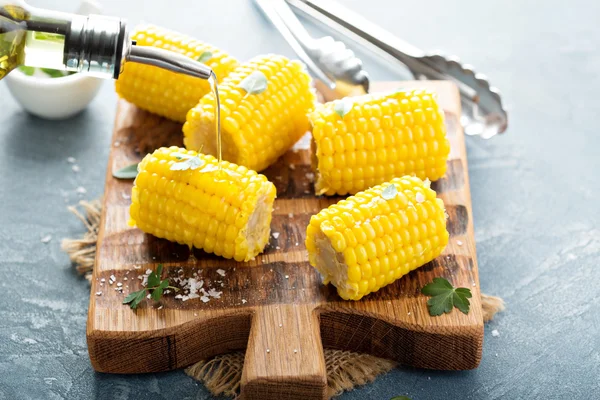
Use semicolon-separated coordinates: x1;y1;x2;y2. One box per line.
239;71;268;96
113;163;139;179
159;279;170;290
123;291;141;305
151;286;164;301
40;68;67;78
123;289;147;309
19;66;35;76
421;277;472;316
334;98;353;118
197;51;213;63
147;270;161;289
170;156;204;171
381;184;398;200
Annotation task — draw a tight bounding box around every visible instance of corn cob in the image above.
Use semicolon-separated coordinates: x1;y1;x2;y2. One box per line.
129;146;276;262
309;89;450;196
115;25;239;122
183;54;315;171
306;176;448;300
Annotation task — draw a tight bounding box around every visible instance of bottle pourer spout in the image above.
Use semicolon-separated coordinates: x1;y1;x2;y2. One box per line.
125;44;213;80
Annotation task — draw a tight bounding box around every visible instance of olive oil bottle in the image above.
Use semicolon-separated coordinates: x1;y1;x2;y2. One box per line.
0;1;213;81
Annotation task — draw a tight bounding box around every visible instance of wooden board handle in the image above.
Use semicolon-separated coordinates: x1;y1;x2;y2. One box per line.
241;305;327;399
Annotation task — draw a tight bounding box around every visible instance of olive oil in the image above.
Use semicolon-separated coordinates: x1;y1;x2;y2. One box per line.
0;4;72;79
208;72;222;168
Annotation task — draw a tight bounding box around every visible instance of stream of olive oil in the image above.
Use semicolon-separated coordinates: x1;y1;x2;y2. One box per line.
208;72;222;170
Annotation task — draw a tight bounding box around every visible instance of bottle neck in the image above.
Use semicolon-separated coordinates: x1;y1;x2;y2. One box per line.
64;14;127;79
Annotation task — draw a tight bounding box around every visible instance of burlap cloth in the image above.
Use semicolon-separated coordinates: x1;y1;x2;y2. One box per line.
63;200;504;398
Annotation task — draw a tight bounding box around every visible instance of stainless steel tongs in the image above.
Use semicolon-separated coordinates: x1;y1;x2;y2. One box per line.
259;0;508;138
254;0;370;97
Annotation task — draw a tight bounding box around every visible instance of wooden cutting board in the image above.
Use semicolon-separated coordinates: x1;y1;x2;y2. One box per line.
87;81;483;399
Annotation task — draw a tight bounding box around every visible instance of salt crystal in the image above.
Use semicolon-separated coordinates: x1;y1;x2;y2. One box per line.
72;165;80;172
67;157;76;164
41;235;52;244
285;275;289;279
289;164;295;170
208;289;222;298
416;192;425;203
294;349;298;354
288;213;294;218
114;141;121;147
121;192;131;200
491;329;500;337
116;282;123;287
305;172;314;180
145;269;152;274
266;349;270;353
279;324;282;328
495;353;499;357
110;274;116;282
427;377;431;380
95;292;102;296
407;312;411;316
216;269;226;277
295;242;299;246
75;186;87;195
175;294;183;299
123;277;128;281
201;296;210;303
272;232;280;239
146;294;151;299
158;306;163;310
457;240;463;246
276;246;281;250
134;265;141;269
242;299;247;304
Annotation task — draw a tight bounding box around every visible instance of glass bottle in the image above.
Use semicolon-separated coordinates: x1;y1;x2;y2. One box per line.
0;0;212;80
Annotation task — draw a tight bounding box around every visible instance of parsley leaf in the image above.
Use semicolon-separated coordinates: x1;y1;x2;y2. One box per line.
381;184;398;200
334;98;353;118
239;71;268;96
170;155;205;171
421;277;472;316
122;264;179;309
197;51;213;64
112;163;139;179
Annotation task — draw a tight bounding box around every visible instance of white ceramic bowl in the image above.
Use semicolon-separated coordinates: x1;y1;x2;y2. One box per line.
4;0;104;120
5;71;104;120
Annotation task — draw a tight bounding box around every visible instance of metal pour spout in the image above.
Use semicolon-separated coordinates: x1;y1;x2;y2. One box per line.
125;44;213;80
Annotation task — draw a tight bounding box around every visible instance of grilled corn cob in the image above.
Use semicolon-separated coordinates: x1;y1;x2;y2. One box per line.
183;54;315;171
306;176;448;300
309;89;450;196
129;146;276;262
115;25;239;122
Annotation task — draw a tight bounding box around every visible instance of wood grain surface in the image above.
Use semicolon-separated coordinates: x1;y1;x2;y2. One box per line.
87;81;483;399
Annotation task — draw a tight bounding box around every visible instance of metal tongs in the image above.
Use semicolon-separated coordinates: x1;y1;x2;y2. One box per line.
254;0;370;97
259;0;508;138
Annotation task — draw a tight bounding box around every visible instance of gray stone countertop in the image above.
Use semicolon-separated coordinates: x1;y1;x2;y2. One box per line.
0;0;598;399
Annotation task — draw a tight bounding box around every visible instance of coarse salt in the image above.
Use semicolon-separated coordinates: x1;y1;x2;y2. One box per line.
75;186;87;195
415;192;425;203
491;329;500;337
41;235;52;244
241;299;247;304
285;275;289;279
72;165;80;172
200;296;210;303
95;292;102;296
457;240;463;246
272;232;280;239
216;269;226;277
289;164;295;170
67;157;76;164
